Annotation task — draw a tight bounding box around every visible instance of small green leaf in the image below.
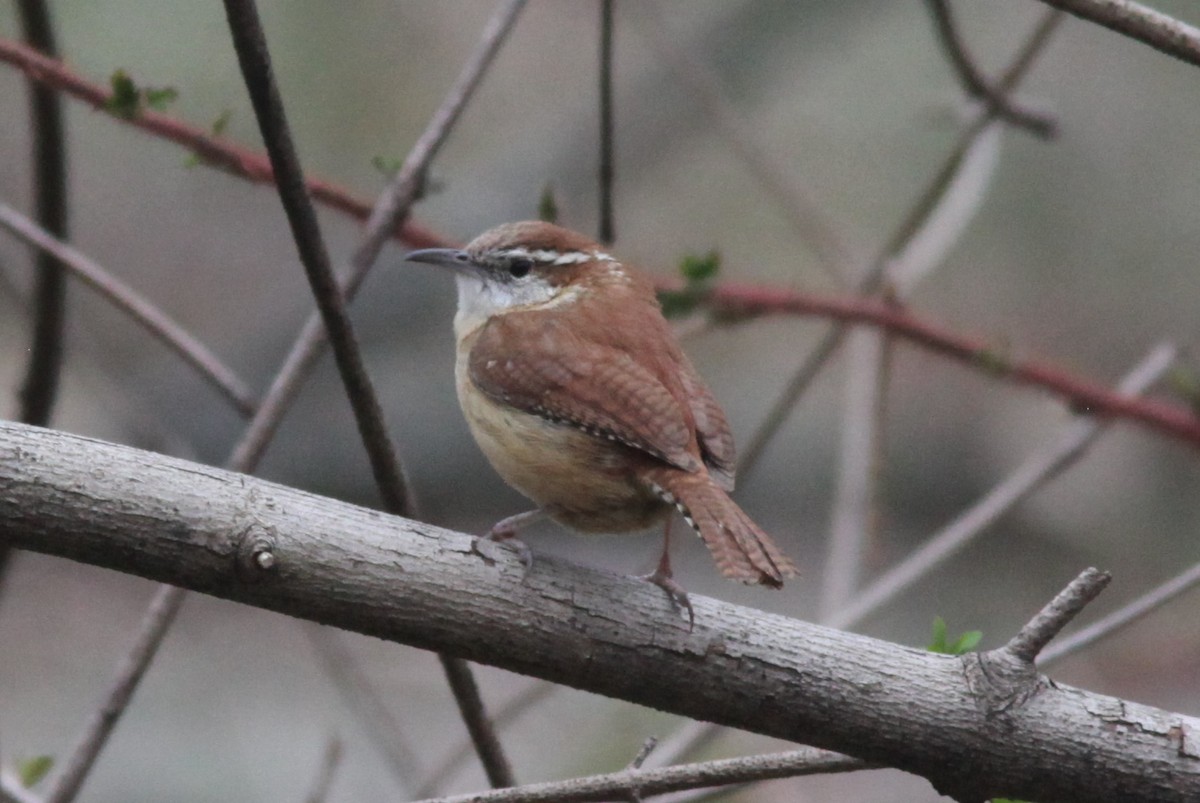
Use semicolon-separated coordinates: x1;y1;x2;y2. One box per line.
144;86;179;111
210;108;233;137
927;616;982;655
657;288;703;319
679;250;720;283
538;184;559;224
18;755;54;788
1169;363;1200;414
371;155;404;178
105;69;141;119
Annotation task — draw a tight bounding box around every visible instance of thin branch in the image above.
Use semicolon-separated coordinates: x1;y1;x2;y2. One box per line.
925;0;1059;136
1007;568;1112;663
438;654;515;789
1042;560;1200;665
302;624;420;794
414;748;868;803
0;202;258;416
303;736;344;803
0;36;448;251
826;342;1175;630
42;585;187;803
0;772;41;803
713;288;1200;450
227;0;527;472
1034;0;1200;68
14;0;68;429
634;2;854;284
597;0;615;245
820;330;887;619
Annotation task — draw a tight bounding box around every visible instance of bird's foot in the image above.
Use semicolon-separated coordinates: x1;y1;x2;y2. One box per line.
638;567;695;631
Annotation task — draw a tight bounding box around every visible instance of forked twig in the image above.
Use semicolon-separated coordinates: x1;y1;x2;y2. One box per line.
925;0;1058;136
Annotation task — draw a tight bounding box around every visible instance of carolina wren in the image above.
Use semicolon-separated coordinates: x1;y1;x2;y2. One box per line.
406;221;796;604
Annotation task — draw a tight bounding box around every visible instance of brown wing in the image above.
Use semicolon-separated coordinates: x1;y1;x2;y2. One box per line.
468;310;703;475
676;354;737;491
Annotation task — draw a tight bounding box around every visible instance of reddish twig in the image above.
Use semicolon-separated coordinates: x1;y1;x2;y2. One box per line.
708;283;1200;450
0;35;447;250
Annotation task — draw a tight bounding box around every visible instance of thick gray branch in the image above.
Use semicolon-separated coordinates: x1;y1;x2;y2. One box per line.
1;422;1197;803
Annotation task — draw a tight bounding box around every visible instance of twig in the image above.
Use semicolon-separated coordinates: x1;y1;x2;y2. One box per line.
302;624;420;793
713;288;1200;451
227;0;527;472
1034;0;1200;68
635;2;854;284
1042;560;1200;665
925;0;1058;136
597;0;615;245
0;202;258;416
0;36;448;252
415;748;869;803
628;737;658;770
439;655;516;789
826;342;1175;630
42;585;187;803
821;330;887;619
303;736;344;803
14;0;68;429
1007;567;1112;663
0;772;42;803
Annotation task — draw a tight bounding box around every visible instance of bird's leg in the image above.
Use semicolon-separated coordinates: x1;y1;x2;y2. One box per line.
474;508;544;569
638;518;695;629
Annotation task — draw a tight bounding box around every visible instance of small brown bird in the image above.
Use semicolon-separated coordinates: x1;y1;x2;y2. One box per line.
406;221;796;613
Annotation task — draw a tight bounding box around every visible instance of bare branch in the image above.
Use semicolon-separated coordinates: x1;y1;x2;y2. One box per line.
415;748;868;803
0;202;258;416
597;0;615;245
439;654;516;789
826;342;1176;630
1043;560;1200;665
1006;567;1113;663
1034;0;1200;68
14;0;68;429
925;0;1059;136
42;585;187;803
4;421;1199;803
0;772;42;803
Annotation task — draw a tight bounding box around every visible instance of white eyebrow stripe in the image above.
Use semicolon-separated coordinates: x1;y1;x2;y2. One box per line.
493;247;616;265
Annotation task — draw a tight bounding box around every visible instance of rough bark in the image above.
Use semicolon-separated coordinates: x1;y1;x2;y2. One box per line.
1;421;1197;802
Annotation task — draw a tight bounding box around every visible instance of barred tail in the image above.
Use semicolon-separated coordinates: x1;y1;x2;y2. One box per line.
643;467;797;587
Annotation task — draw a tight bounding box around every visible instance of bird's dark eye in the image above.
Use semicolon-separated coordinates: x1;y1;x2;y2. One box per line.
508;257;533;278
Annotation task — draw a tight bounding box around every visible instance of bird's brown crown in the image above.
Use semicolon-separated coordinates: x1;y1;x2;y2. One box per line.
464;221;624;288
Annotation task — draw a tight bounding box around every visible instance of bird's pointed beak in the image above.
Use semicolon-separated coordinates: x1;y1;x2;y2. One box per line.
404;247;478;276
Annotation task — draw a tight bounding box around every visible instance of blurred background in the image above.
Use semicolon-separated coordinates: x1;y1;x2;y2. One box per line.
2;1;1199;800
